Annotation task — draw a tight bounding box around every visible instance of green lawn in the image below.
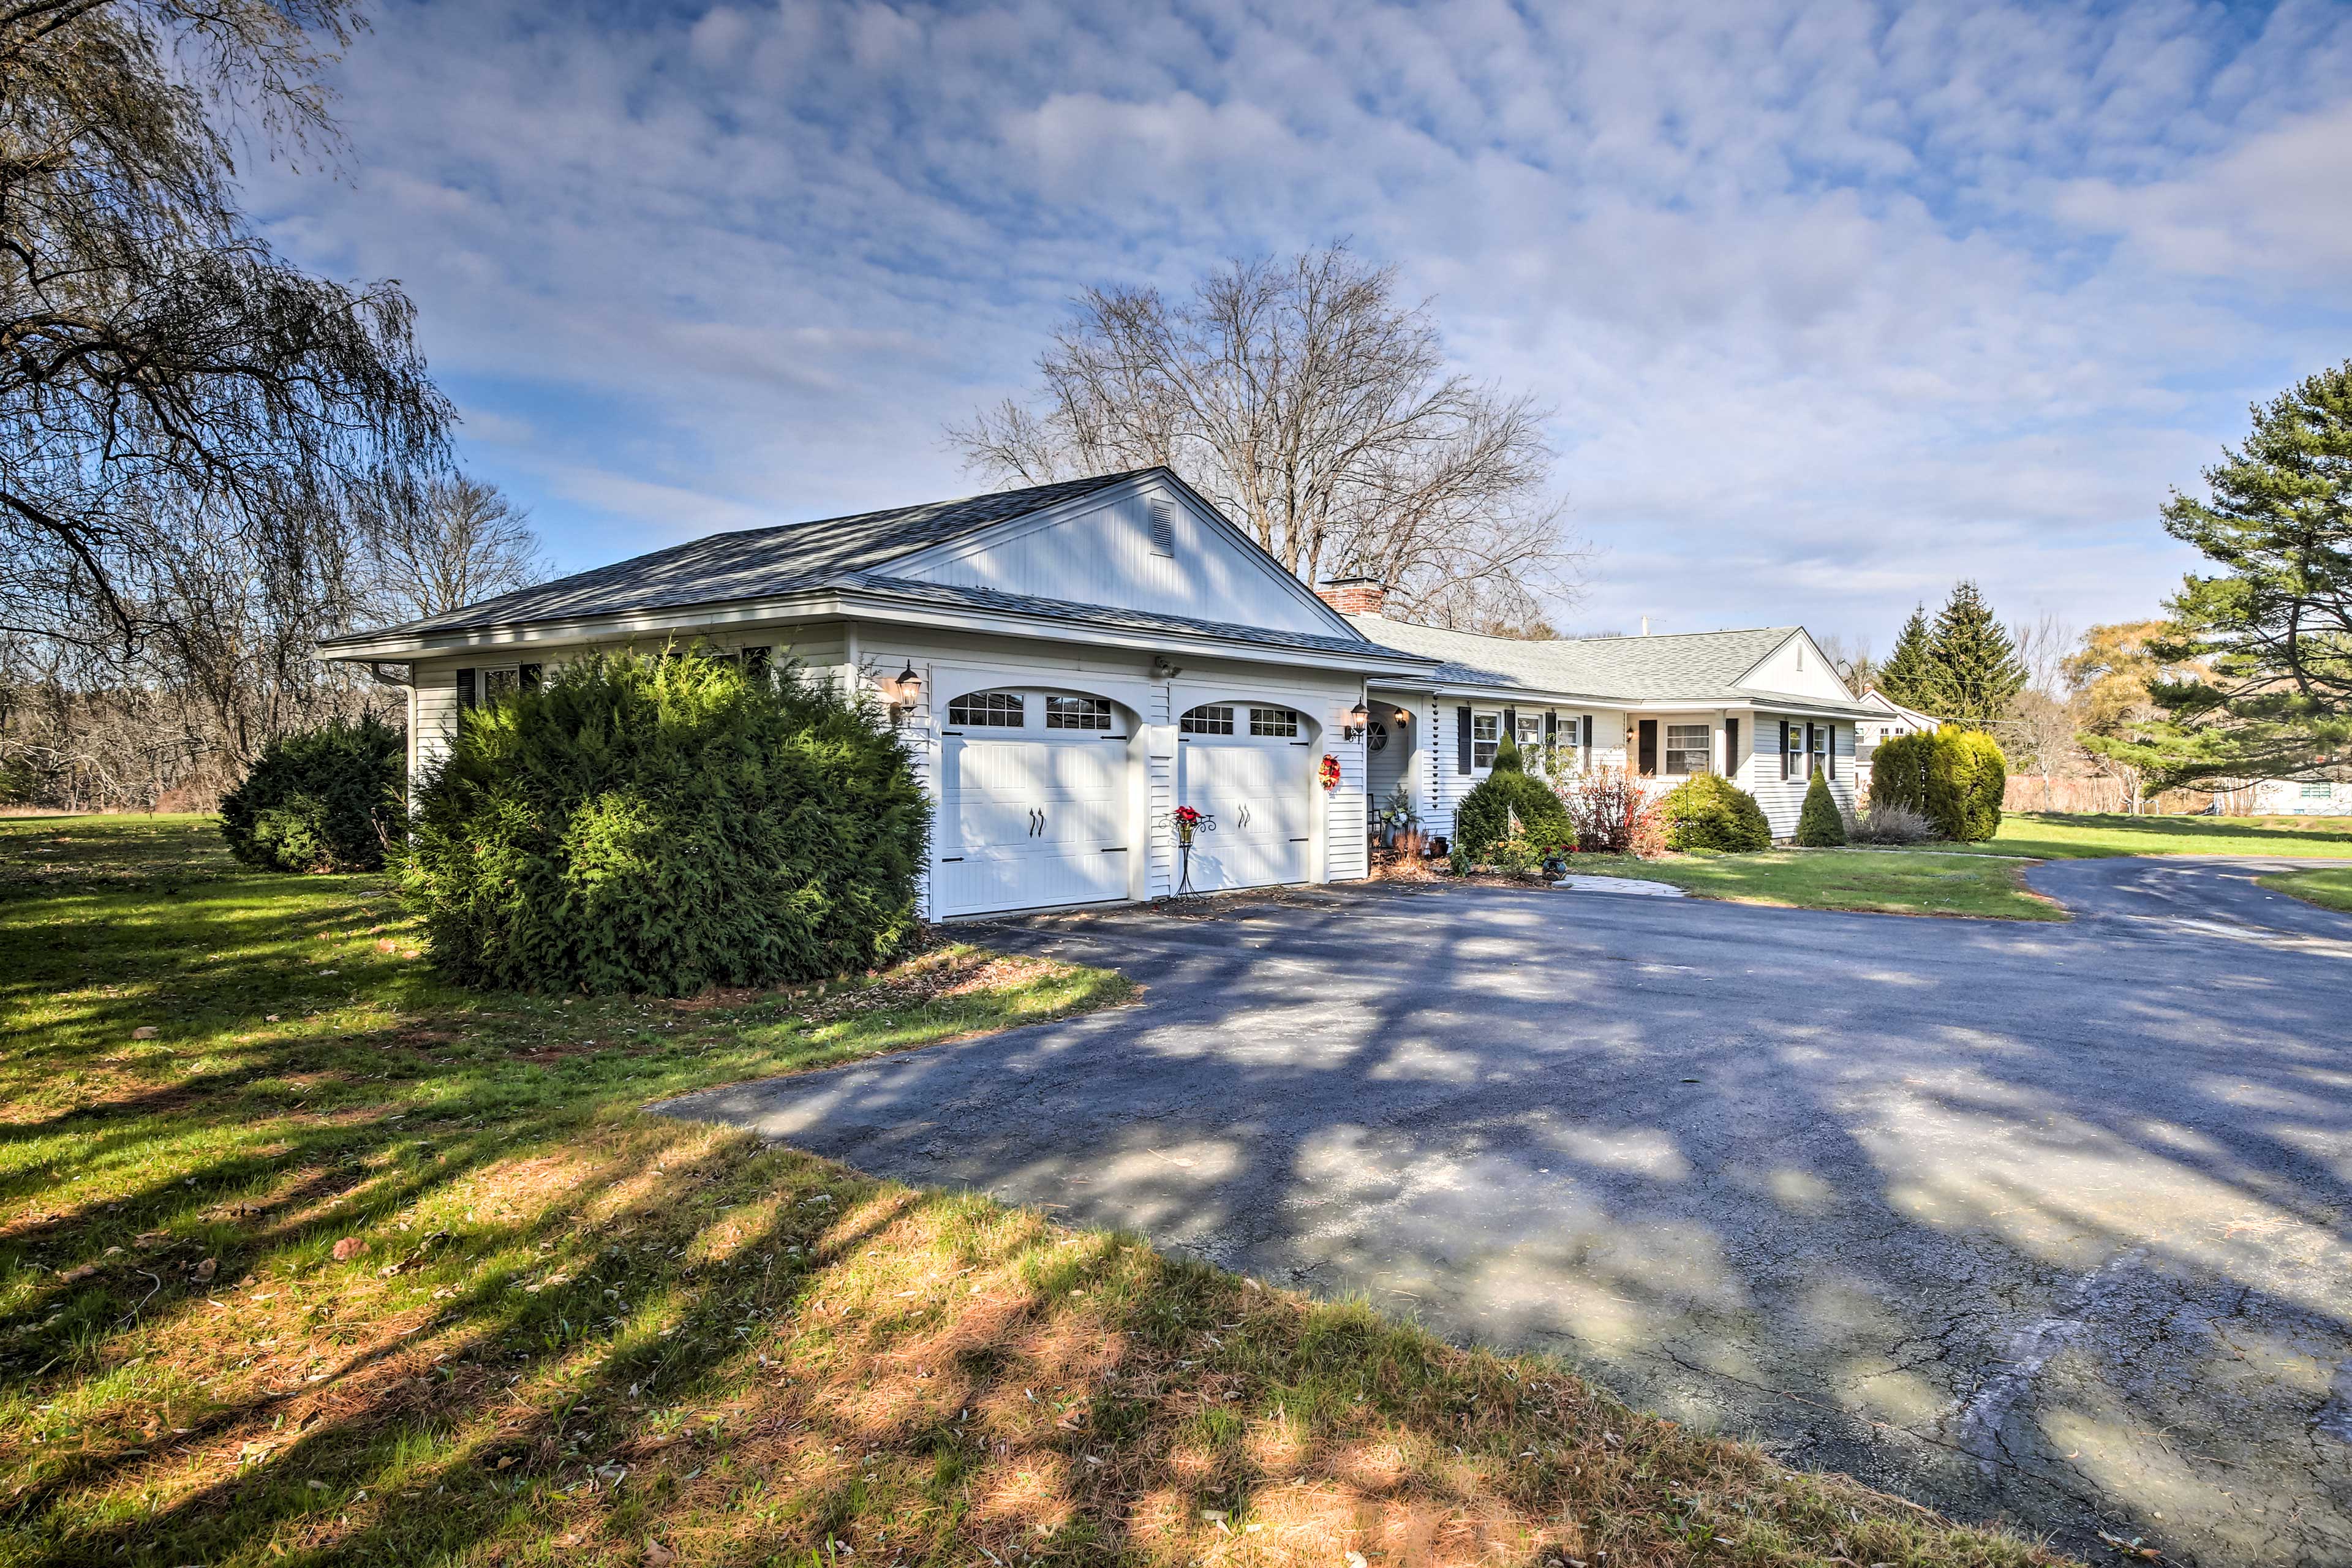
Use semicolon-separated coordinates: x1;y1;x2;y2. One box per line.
1572;850;2063;920
1556;813;2352;923
0;815;2062;1568
2259;865;2352;913
1965;812;2352;860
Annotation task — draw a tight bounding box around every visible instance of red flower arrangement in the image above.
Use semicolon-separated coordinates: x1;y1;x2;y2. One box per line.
1170;804;1205;844
1319;754;1342;791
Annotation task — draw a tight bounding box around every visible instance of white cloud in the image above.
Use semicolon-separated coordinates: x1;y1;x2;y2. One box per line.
247;0;2352;644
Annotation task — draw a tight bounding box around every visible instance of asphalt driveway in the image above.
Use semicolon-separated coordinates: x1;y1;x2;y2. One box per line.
660;858;2352;1566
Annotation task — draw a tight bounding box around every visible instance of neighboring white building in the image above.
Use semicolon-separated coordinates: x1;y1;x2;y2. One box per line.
319;468;1875;921
1854;688;1942;772
2250;777;2352;815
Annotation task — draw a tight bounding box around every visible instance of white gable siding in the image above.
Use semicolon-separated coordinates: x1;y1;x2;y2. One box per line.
1738;633;1857;704
891;484;1340;637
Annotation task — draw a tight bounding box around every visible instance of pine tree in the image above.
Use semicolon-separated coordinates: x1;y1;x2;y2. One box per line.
2155;360;2352;784
1877;604;1936;712
1924;581;2026;731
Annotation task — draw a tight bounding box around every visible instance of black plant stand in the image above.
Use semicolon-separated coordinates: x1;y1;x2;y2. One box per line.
1173;818;1215;899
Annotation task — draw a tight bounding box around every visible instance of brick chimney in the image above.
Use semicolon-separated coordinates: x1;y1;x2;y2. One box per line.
1316;575;1388;615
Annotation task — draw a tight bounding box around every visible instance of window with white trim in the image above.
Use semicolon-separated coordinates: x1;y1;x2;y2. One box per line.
480;666;521;703
2301;781;2332;800
1180;704;1234;735
1249;706;1300;737
948;691;1024;728
1045;695;1112;730
1665;723;1711;775
1472;712;1499;769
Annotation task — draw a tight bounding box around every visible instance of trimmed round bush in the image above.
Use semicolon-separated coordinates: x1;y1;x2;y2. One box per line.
1869;727;2007;842
400;652;929;995
1658;772;1771;852
1794;769;1846;846
219;714;405;872
1453;766;1570;865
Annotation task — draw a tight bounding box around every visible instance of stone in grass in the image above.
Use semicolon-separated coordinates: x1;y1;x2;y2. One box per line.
132;1027;158;1039
332;1237;369;1261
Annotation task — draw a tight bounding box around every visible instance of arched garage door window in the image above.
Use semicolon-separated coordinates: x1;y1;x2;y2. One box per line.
1177;702;1311;891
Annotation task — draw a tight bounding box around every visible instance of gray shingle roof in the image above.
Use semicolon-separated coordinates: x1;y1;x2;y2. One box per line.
1348;614;1871;710
843;575;1425;661
330;469;1158;643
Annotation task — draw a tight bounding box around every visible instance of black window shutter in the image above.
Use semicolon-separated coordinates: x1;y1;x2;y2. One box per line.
1501;706;1516;747
519;663;542;692
1826;723;1836;780
742;646;772;680
455;667;476;712
1455;706;1472;775
1637;718;1658;776
1779;719;1790;780
1727;717;1740;774
1545;710;1558;742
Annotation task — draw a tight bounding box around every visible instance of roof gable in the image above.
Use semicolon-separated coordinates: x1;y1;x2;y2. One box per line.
886;470;1355;640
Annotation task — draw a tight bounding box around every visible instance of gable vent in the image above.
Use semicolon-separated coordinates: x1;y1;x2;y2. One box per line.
1147;500;1175;557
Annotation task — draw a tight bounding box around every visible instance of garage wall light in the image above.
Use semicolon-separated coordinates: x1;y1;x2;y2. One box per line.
881;661;921;722
1343;699;1370;741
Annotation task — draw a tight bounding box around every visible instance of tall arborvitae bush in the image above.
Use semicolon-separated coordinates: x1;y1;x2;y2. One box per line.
219;714;405;872
1868;727;2006;842
401;652;928;995
1794;769;1846;846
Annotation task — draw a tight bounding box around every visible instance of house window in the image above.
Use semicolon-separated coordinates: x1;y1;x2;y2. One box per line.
1471;712;1499;769
948;691;1024;728
1250;706;1300;737
1181;704;1235;735
1784;720;1803;777
1046;695;1112;730
1664;723;1711;775
480;666;521;703
2302;782;2333;800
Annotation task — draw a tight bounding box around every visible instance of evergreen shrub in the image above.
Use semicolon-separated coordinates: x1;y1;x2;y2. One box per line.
401;652;928;995
1795;769;1847;846
1452;767;1570;865
219;714;405;872
1657;772;1771;852
1868;727;2007;842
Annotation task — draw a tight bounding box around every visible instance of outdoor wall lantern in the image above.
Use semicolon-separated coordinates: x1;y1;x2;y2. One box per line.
883;661;921;721
1343;699;1371;741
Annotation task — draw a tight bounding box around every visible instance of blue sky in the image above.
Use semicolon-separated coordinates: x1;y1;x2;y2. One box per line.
255;0;2352;649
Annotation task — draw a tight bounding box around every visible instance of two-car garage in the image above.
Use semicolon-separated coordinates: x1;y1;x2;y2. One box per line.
929;685;1320;918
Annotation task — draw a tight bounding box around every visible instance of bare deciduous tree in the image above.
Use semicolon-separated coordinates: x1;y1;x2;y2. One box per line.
360;475;548;625
0;0;451;651
948;246;1575;627
1819;635;1876;693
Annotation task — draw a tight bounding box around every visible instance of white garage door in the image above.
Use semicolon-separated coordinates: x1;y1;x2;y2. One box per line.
935;690;1132;918
1178;703;1313;893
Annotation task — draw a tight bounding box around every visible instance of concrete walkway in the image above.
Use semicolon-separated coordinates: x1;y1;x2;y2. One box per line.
660;857;2352;1566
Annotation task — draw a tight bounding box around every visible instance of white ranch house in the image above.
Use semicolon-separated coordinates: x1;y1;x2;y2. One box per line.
320;469;1874;921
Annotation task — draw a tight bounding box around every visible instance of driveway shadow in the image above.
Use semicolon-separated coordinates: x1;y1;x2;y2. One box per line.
663;879;2352;1567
